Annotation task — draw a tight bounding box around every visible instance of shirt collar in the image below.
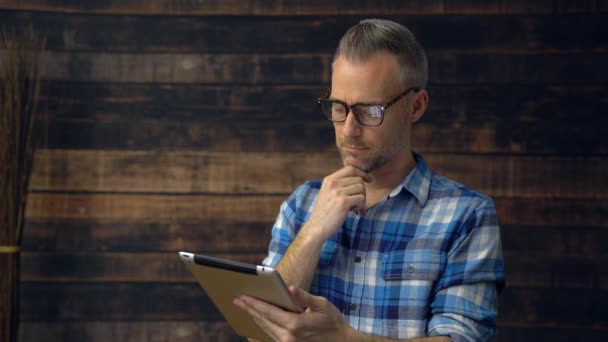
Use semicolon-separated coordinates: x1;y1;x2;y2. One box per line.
387;150;432;207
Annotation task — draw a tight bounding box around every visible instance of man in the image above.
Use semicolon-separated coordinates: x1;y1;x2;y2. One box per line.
234;19;505;341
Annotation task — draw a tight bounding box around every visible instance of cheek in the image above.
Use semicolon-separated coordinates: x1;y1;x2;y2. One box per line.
334;125;342;140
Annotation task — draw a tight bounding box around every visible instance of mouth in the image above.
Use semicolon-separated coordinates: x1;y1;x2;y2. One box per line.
344;145;367;154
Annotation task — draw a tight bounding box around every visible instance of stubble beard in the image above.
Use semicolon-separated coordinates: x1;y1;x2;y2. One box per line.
339;129;408;173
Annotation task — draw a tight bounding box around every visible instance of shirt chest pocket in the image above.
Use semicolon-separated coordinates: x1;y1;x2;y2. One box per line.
382;250;445;282
318;240;339;267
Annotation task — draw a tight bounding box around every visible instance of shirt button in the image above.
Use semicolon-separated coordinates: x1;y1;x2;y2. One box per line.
349;303;358;310
407;264;415;273
354;256;362;263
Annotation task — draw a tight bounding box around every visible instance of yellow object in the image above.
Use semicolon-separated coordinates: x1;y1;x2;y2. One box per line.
0;245;20;253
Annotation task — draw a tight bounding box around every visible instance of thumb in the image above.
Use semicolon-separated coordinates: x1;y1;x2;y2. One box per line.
290;286;324;312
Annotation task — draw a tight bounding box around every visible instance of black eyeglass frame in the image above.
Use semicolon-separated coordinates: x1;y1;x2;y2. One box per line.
317;87;420;127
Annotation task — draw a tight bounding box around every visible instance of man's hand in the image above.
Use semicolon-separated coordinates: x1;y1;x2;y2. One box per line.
305;166;371;242
234;286;357;342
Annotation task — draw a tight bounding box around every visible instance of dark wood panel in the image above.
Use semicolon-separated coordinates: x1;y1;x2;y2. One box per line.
29;150;608;199
19;282;221;321
504;253;608;288
35;119;335;152
36;82;608;153
18;251;608;289
30;51;608;84
428;52;608;85
501;225;608;258
24;193;608;226
19;252;266;282
37;116;607;154
19;321;244;342
444;1;556;14
41;83;322;122
24;193;284;223
498;286;608;326
3;12;606;53
39;82;608;124
0;1;556;15
492;326;608;342
18;322;608;342
494;198;608;226
18;282;608;325
38;52;330;83
20;221;608;255
29;150;339;194
21;221;273;253
555;0;602;13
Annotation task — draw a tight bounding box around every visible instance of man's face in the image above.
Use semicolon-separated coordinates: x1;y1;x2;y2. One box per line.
331;52;412;173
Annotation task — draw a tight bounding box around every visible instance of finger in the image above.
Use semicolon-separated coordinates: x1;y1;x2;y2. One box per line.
338;183;366;197
333;166;372;183
234;297;285;341
236;295;297;329
321;177;365;199
348;194;366;212
323;176;367;194
290;287;326;312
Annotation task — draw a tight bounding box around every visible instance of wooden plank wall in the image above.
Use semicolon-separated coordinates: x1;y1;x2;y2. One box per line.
0;1;605;341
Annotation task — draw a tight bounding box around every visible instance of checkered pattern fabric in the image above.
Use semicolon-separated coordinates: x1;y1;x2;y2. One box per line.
263;151;505;341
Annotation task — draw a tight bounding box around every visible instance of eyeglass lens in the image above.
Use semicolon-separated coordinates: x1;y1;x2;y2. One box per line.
322;101;383;126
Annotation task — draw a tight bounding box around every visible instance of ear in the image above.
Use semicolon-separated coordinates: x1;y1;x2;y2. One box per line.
409;89;429;123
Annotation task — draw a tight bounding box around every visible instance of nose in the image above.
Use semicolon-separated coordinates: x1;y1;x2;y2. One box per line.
340;109;362;137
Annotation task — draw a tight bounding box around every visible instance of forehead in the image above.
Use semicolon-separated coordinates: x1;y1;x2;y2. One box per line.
331;52;402;102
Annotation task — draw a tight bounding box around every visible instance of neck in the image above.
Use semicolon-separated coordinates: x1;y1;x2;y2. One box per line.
366;148;416;196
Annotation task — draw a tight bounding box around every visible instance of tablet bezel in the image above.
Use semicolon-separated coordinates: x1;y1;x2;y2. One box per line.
179;251;303;341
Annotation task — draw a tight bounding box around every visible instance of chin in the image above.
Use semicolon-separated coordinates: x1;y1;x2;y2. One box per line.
342;157;372;172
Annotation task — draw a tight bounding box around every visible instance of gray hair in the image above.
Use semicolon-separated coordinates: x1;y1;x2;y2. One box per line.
333;19;428;89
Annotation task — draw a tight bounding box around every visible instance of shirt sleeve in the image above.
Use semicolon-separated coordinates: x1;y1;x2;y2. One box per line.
261;197;297;268
427;198;505;341
262;181;319;268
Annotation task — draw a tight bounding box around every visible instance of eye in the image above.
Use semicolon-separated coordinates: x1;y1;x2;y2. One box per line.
332;103;347;114
367;106;383;118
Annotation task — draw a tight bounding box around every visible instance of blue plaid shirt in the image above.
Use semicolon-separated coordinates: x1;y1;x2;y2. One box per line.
263;151;505;341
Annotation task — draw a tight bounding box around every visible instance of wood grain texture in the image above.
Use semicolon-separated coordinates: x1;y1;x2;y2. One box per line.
21;221;273;253
18;322;608;342
492;326;608;342
0;0;558;15
38;117;607;153
36;82;608;153
3;2;605;340
33;51;331;83
39;82;608;124
21;50;607;84
24;193;284;223
20;221;608;255
18;282;221;321
17;282;608;324
19;322;244;342
18;251;608;289
22;193;608;226
29;150;608;198
2;12;606;53
19;252;266;282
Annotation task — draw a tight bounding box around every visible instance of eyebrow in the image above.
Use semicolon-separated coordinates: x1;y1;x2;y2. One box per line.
327;96;385;106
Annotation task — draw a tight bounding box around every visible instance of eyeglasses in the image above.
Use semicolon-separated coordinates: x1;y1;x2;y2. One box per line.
317;87;420;127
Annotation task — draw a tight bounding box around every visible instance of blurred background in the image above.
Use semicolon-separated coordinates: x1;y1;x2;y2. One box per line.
0;1;606;341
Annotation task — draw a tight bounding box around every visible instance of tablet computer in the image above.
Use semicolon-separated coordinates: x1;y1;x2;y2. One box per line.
179;251;302;341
